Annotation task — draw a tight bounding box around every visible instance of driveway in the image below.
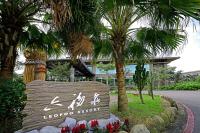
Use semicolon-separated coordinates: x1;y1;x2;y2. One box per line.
153;91;200;133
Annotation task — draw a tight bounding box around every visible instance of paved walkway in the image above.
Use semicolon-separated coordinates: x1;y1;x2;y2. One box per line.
153;91;200;133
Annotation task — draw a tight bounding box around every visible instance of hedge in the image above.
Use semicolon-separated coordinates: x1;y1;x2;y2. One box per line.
161;81;200;90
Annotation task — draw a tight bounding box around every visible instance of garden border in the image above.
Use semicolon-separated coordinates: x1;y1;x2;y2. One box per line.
182;104;194;133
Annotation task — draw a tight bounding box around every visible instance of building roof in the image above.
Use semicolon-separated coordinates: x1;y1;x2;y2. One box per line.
182;70;200;76
83;57;180;65
149;57;180;64
46;59;95;77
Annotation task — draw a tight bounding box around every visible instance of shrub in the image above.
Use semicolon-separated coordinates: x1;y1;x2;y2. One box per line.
160;81;200;90
0;78;27;133
0;78;26;118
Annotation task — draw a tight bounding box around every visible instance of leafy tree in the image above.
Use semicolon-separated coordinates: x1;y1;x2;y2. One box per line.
97;63;115;74
48;63;70;81
152;66;177;89
174;70;183;83
133;61;149;104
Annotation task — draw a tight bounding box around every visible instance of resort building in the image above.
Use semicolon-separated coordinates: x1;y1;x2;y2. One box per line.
46;57;180;88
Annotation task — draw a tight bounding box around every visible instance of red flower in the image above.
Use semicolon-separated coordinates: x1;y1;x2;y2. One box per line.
106;123;113;133
79;123;86;130
72;125;80;133
112;121;120;131
61;126;70;133
90;119;98;128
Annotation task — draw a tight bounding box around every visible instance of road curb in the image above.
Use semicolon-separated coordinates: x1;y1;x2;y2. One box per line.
182;104;195;133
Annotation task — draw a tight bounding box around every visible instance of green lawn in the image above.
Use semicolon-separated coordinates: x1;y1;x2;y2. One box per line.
110;93;164;125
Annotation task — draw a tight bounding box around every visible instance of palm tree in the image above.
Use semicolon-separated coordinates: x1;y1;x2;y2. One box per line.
20;25;63;83
54;0;99;59
95;0;198;111
43;0;72;29
0;0;76;80
0;0;41;79
99;4;146;111
126;27;186;100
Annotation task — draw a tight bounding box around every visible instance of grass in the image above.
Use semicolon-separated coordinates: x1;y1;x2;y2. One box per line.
110;93;164;126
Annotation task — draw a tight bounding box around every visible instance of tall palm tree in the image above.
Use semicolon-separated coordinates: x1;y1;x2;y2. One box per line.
99;4;146;111
95;0;197;111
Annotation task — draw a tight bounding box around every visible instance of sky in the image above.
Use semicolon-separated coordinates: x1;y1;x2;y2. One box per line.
16;19;200;74
169;20;200;72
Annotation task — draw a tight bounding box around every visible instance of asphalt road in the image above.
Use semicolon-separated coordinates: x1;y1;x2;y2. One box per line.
154;91;200;133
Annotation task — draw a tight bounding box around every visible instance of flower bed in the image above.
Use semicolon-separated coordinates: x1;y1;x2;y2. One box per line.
15;114;130;133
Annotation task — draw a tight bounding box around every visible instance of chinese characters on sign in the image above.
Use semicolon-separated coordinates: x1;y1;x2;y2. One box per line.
91;93;100;105
43;92;101;120
22;81;110;132
44;96;63;111
68;92;85;110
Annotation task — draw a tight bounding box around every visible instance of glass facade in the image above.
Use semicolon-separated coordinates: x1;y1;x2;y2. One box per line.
88;64;149;74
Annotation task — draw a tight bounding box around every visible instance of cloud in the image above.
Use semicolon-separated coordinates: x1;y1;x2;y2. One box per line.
169;20;200;72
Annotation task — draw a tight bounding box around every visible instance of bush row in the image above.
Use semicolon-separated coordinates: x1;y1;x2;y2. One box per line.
161;81;200;90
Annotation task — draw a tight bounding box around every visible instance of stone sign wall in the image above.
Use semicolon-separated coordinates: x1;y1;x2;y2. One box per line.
22;80;110;132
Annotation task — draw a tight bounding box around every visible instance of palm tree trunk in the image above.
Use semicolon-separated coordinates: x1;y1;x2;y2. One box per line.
0;46;17;79
0;30;20;80
115;60;128;112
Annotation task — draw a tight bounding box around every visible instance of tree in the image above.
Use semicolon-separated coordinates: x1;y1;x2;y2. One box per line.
19;24;63;83
133;61;149;104
174;70;183;83
0;1;41;79
0;0;91;80
94;0;199;111
97;63;115;74
98;2;147;111
54;0;99;59
126;26;186;99
48;63;70;81
148;70;155;100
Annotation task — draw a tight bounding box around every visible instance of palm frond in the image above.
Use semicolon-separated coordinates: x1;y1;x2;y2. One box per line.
20;25;63;57
134;27;186;55
93;39;113;59
172;0;200;21
67;33;93;59
126;41;152;60
135;0;200;28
